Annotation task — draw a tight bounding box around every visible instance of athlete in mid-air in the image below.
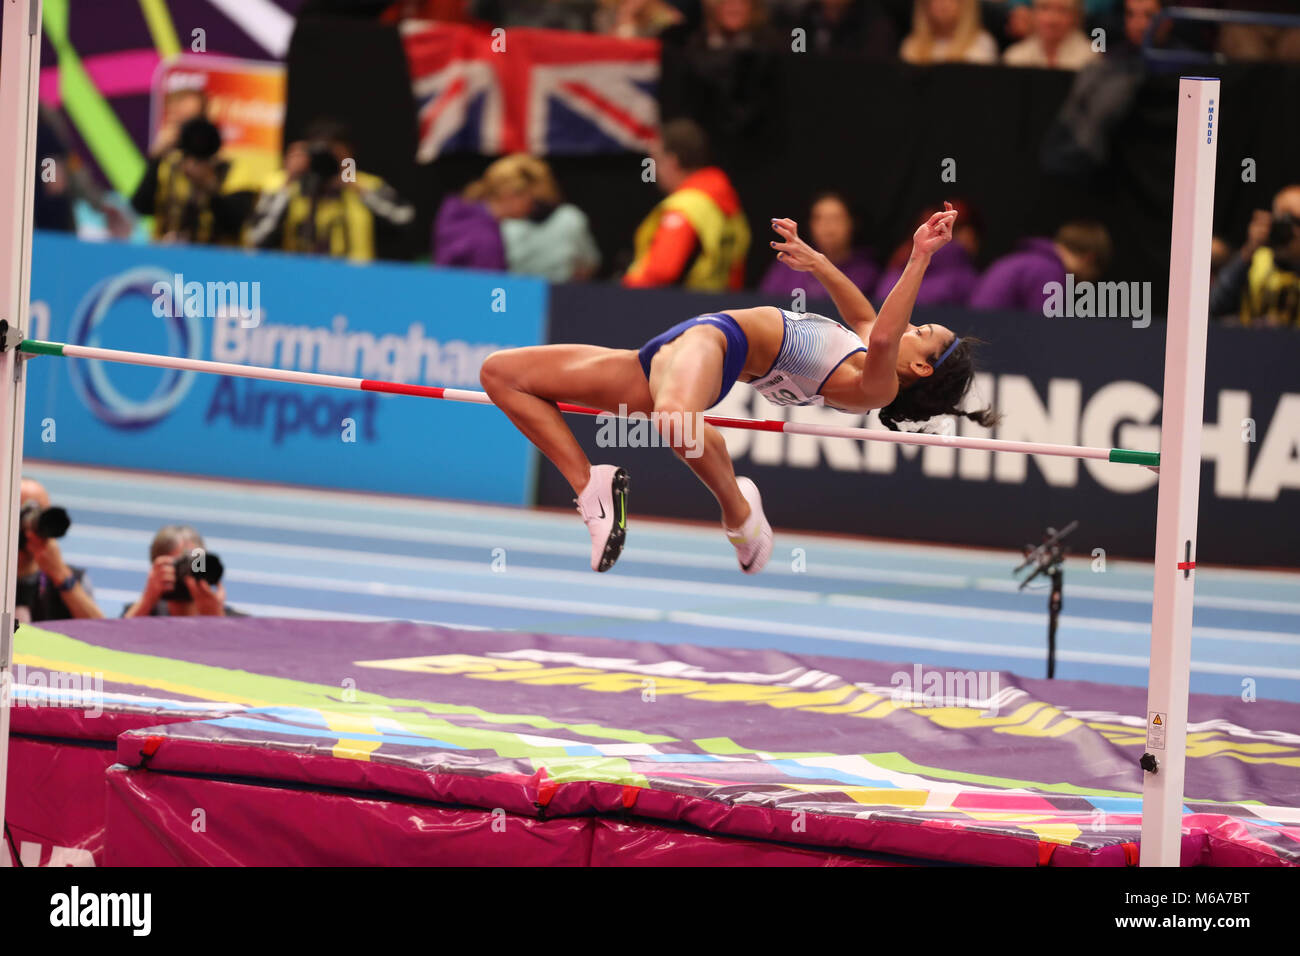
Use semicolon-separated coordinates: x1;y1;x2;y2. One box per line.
480;202;997;574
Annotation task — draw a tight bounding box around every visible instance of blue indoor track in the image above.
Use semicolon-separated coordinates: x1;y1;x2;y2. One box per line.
26;461;1300;704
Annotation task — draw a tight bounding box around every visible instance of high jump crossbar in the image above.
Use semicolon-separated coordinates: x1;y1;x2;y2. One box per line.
0;0;1214;869
12;338;1161;467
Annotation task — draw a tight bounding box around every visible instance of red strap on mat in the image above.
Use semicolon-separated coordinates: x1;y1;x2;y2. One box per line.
133;735;164;768
530;768;558;809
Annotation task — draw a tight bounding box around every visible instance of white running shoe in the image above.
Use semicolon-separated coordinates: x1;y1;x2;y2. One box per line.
575;465;630;572
724;477;772;575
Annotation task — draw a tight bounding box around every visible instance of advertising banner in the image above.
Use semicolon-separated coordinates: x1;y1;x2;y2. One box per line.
150;54;287;188
26;233;545;503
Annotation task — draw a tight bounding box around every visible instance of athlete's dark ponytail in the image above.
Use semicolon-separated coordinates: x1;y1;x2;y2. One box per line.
877;336;1001;433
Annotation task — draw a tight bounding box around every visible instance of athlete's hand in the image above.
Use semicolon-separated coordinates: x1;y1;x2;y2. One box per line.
911;202;958;260
769;218;821;273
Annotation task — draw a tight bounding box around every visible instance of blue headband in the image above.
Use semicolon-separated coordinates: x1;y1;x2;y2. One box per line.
934;336;962;369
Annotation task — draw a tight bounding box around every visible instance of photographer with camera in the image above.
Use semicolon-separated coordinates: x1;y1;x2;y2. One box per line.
246;118;413;263
130;115;257;246
14;478;103;623
122;525;242;618
1210;184;1300;326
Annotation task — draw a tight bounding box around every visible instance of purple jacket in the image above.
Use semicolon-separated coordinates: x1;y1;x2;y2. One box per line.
873;242;979;308
760;248;879;300
969;238;1065;314
432;196;506;271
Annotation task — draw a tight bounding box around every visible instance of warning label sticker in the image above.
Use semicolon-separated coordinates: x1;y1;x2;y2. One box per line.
1148;712;1167;750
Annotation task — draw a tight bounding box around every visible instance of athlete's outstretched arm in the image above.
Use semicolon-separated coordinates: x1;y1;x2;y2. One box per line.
856;204;957;401
769;218;878;338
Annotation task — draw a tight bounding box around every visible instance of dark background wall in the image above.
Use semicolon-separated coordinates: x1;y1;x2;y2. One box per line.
285;15;1300;313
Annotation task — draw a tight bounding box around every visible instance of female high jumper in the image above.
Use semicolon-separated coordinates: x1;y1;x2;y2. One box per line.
479;202;998;575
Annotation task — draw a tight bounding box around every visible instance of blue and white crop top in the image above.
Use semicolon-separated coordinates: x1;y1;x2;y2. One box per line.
748;309;866;407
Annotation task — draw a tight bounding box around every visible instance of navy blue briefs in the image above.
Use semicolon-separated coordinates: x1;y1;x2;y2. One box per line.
636;313;749;409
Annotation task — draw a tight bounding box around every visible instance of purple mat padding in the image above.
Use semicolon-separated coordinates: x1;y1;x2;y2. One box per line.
16;617;1300;866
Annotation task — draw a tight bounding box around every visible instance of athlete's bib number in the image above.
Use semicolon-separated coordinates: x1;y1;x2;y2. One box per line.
752;377;824;407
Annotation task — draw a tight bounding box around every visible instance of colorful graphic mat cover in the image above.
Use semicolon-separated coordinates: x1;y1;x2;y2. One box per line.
15;617;1300;865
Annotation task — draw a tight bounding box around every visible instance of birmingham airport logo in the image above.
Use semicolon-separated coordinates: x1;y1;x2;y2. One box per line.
56;266;499;433
67;267;203;428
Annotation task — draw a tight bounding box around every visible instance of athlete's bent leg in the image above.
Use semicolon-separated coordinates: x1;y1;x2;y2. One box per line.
480;344;650;572
480;344;652;493
646;328;772;573
663;421;772;574
645;328;748;523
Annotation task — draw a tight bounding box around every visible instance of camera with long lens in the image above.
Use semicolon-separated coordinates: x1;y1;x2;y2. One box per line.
301;141;341;197
18;501;70;551
1267;212;1299;250
162;549;225;602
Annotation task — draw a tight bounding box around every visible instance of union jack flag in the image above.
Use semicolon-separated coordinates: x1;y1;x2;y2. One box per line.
401;22;660;161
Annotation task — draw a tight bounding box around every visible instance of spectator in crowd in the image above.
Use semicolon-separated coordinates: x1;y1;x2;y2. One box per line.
432;162;519;272
1209;185;1300;326
1218;0;1300;63
148;87;208;161
659;2;781;137
33;105;133;238
433;154;581;273
500;157;601;281
761;191;878;299
684;0;781;49
777;0;901;57
1003;0;1099;69
900;0;999;64
969;220;1112;313
874;199;982;306
986;0;1034;43
14;479;102;623
247;119;414;263
33;111;77;235
1121;0;1171;52
131;116;255;245
996;0;1118;39
122;525;242;618
624;118;750;291
595;0;688;36
1039;0;1170;176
